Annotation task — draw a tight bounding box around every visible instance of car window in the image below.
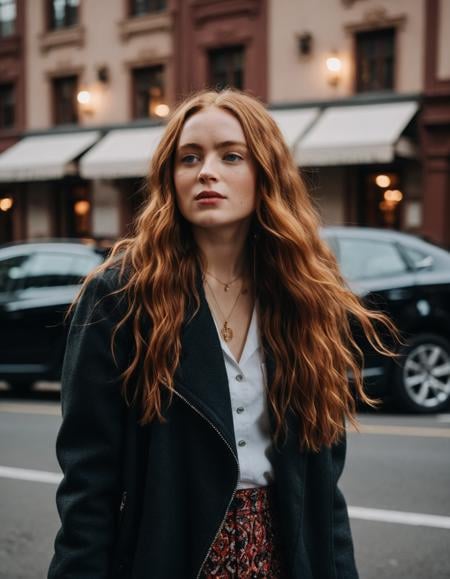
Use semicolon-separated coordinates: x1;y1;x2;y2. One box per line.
22;252;102;289
0;255;31;292
69;254;103;282
401;246;433;270
337;238;408;281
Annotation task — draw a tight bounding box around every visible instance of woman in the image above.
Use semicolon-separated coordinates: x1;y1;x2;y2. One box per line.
48;89;392;579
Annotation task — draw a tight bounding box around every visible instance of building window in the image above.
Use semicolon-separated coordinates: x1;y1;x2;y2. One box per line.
0;0;16;37
0;83;15;129
132;65;165;119
49;0;79;30
355;28;395;92
52;76;78;125
130;0;166;17
209;46;245;91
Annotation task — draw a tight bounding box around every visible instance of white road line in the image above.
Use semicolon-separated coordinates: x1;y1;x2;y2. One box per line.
0;403;60;416
349;506;450;530
348;424;450;438
1;465;449;531
0;466;62;485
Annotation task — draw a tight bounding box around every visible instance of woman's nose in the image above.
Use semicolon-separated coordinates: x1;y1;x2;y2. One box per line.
198;157;218;182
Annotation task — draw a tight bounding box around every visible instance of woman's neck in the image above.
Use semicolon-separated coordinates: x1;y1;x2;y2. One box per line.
193;225;249;281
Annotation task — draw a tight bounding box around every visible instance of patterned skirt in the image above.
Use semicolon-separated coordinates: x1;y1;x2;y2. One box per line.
202;486;284;578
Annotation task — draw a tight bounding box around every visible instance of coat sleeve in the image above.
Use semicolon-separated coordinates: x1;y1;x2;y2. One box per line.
48;271;131;579
331;429;359;579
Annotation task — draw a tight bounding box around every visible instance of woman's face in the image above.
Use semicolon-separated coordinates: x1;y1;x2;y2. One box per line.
174;106;256;233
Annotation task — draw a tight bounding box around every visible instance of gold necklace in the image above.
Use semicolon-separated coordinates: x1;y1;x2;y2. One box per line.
205;270;241;292
204;278;245;342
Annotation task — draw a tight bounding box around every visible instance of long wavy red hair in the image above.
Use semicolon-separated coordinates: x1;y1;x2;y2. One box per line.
82;89;395;451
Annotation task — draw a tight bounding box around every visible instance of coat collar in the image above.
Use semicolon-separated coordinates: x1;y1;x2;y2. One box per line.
174;270;237;456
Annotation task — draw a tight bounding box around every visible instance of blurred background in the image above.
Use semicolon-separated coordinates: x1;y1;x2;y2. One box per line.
0;1;449;578
0;0;448;246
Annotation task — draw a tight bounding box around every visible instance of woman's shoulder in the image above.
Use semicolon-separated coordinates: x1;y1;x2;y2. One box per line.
88;254;132;294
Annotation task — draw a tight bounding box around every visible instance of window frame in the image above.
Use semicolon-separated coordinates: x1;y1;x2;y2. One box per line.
355;27;396;93
0;82;15;129
208;44;245;91
47;0;80;31
131;64;165;120
0;0;16;38
51;74;79;126
128;0;166;18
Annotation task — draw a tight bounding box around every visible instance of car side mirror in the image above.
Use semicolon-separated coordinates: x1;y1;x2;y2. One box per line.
415;256;433;270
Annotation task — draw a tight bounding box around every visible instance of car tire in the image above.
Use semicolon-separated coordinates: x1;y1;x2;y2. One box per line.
393;333;450;413
8;381;34;394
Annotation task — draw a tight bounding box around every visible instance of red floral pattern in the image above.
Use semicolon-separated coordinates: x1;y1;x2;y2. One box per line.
202;486;284;578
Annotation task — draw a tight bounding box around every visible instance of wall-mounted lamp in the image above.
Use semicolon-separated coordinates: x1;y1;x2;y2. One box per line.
298;32;313;56
97;65;110;84
77;89;95;115
0;196;13;212
326;54;343;86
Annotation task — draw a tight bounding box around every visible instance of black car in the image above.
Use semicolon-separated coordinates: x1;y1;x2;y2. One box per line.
323;227;450;413
0;240;106;392
1;230;450;414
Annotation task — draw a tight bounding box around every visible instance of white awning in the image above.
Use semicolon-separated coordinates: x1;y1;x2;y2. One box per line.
0;131;100;181
297;101;419;166
80;126;165;179
269;108;320;147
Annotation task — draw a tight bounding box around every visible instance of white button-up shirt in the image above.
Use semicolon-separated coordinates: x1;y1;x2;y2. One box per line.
212;305;275;489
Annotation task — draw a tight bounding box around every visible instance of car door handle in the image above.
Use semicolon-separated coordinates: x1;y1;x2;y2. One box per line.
386;288;413;300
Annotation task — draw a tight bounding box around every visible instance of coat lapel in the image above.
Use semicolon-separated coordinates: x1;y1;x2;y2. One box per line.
174;274;237;457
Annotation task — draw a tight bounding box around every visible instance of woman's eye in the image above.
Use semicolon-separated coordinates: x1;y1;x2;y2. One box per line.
224;153;242;162
181;154;199;164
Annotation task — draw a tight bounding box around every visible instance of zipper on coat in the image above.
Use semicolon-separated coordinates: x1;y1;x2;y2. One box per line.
172;390;240;579
119;490;127;514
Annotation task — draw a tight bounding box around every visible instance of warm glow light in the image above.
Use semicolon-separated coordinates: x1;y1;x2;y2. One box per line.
326;56;342;73
74;200;91;216
154;104;170;117
0;197;13;212
384;189;403;202
375;174;391;188
77;90;92;105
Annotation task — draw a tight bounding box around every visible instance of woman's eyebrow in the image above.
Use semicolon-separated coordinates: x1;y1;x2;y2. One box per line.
177;140;247;150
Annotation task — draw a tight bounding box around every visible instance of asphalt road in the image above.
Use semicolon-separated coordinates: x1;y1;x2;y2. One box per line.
1;384;449;579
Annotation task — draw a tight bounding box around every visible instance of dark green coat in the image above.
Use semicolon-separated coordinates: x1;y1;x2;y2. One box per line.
48;268;359;579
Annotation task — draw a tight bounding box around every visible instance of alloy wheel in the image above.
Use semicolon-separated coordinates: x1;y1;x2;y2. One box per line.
403;343;450;409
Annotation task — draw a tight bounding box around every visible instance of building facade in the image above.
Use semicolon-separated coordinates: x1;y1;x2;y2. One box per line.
0;0;25;243
0;0;268;243
0;0;448;247
268;0;450;247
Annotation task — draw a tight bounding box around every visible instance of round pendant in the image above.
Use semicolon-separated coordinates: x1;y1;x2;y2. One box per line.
224;284;230;292
221;323;233;342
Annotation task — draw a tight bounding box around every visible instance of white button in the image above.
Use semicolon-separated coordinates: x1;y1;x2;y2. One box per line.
235;374;244;382
238;440;246;447
236;407;245;414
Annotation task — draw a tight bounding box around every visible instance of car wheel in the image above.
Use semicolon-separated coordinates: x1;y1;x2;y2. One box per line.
8;381;34;394
393;333;450;413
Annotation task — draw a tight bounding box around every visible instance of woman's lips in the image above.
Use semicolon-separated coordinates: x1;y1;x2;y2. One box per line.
194;191;225;200
194;191;226;205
